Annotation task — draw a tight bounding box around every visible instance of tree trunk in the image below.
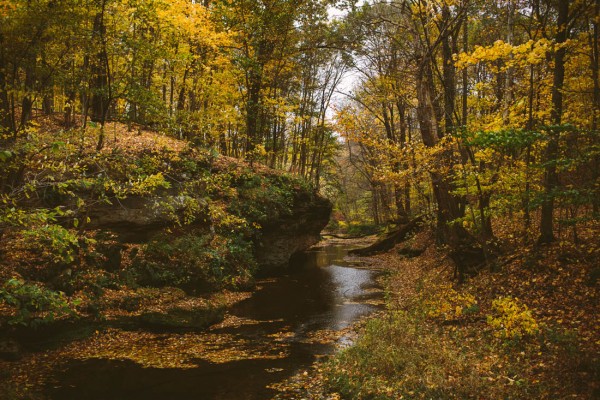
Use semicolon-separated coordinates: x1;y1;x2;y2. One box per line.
416;47;469;252
0;66;15;137
90;11;109;124
461;13;468;127
539;0;569;243
245;73;261;153
502;0;514;124
20;61;36;129
64;89;76;128
42;93;54;115
416;58;447;239
177;68;189;112
591;0;600;214
441;5;456;136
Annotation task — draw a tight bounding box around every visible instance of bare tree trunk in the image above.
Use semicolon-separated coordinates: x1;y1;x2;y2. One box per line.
20;61;36;129
0;66;15;137
397;99;411;217
90;1;111;151
245;75;261;153
417;58;448;240
523;65;535;229
372;187;380;225
591;0;600;215
461;14;468;127
64;89;76;128
441;5;456;136
42;91;54;115
90;12;109;124
502;0;514;124
416;47;470;265
539;0;569;243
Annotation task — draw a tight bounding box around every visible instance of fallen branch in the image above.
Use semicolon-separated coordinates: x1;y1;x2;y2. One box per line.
349;216;424;256
321;232;374;239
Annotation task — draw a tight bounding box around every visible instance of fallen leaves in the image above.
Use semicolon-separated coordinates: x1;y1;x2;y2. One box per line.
314;225;600;399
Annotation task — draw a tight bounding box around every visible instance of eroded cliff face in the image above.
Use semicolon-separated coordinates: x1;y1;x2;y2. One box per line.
0;132;332;351
255;192;332;271
85;193;209;242
81;169;331;273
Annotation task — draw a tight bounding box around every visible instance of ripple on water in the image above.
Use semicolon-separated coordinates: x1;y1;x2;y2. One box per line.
46;244;384;400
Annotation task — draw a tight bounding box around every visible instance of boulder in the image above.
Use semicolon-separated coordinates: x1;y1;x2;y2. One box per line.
86;194;208;242
255;192;331;271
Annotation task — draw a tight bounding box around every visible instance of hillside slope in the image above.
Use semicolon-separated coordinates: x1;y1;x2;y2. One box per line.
0;116;330;348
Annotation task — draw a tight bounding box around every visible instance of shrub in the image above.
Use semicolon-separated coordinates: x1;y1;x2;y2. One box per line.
22;223;80;265
228;172;296;225
131;232;256;292
0;278;77;327
487;296;539;339
423;283;478;321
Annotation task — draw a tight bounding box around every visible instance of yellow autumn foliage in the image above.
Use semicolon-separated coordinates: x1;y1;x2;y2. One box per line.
487;296;540;340
424;283;478;321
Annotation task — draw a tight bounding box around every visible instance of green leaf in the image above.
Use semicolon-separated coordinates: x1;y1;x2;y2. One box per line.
0;150;12;162
51;141;66;152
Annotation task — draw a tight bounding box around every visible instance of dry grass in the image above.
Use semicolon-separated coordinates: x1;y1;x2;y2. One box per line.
313;226;599;399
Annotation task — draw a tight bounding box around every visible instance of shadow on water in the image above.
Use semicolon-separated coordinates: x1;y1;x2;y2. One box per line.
47;245;383;400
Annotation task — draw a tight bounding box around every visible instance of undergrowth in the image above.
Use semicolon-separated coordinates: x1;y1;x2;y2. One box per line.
0;124;314;327
322;230;597;399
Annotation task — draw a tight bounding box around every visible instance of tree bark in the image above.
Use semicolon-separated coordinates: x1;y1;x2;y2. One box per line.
90;10;110;125
539;0;569;243
441;5;456;136
0;66;15;137
416;39;469;251
591;0;600;214
20;61;36;130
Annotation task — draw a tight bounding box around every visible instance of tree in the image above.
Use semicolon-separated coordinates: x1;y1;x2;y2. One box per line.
538;0;569;243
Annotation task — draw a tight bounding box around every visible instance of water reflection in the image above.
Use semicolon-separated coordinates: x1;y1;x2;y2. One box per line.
47;245;383;400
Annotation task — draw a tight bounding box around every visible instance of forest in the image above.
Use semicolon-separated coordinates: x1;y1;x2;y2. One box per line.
0;0;599;398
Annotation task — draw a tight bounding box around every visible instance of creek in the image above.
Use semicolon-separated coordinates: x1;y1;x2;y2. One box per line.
46;244;383;399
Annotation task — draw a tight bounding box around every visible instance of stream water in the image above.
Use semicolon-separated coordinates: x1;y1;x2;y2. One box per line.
46;244;383;399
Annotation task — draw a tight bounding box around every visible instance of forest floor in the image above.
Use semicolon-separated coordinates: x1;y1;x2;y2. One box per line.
0;114;327;399
2;114;599;398
273;224;600;399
